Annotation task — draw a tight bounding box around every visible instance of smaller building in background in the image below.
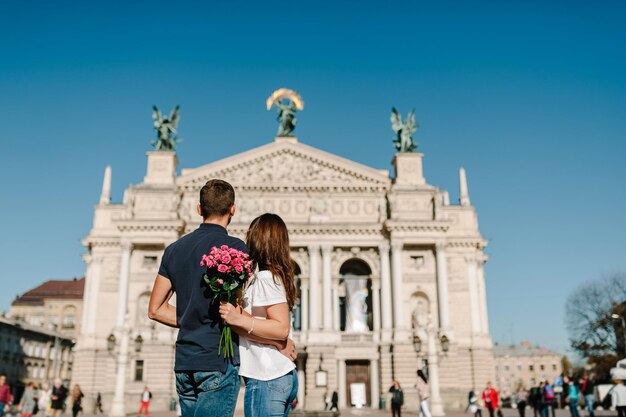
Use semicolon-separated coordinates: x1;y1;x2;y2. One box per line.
494;341;562;397
0;315;74;388
9;278;84;338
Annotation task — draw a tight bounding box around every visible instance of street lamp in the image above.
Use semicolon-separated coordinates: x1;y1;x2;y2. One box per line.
413;335;423;353
611;314;626;353
107;334;116;352
134;335;144;353
440;335;450;353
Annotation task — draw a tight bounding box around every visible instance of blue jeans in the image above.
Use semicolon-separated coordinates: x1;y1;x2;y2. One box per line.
0;402;5;417
175;363;240;417
584;394;595;416
569;401;580;417
244;369;298;417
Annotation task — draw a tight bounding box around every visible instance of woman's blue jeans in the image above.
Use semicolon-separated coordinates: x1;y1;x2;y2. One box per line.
244;369;298;417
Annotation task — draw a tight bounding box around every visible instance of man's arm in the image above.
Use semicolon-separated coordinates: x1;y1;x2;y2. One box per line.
148;274;178;328
231;326;297;361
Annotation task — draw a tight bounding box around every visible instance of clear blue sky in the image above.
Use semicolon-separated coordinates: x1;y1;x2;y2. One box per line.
1;1;625;355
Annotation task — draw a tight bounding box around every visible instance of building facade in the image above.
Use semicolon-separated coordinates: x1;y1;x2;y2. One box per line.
10;278;85;338
493;342;562;397
72;132;495;414
0;316;74;388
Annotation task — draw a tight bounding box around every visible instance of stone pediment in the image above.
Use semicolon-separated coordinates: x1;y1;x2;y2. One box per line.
177;138;390;192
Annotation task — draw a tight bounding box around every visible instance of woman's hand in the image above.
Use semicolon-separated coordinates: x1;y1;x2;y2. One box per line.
219;301;244;327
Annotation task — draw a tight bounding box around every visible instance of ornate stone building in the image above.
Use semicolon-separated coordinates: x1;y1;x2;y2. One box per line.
0;315;74;388
72;133;495;414
493;342;562;397
9;278;85;339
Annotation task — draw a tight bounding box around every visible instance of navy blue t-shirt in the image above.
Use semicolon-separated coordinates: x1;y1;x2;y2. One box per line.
158;223;248;372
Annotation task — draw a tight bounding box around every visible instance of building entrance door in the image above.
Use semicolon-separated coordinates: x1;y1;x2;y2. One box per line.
345;360;370;407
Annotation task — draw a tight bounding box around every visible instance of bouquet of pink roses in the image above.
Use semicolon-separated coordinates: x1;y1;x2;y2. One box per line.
200;245;253;358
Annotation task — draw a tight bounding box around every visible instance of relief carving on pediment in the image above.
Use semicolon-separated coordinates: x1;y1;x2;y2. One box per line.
199;150;383;187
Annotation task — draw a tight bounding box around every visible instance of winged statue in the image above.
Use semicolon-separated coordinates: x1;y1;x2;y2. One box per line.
152;105;181;151
390;107;419;152
267;88;304;137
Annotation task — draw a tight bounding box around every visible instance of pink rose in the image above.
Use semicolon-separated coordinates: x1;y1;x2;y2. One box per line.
231;257;243;267
235;265;243;274
216;278;224;285
221;254;232;264
220;245;229;250
217;264;230;273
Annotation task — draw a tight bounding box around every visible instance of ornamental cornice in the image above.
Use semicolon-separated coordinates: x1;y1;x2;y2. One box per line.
384;220;450;233
228;223;385;237
446;240;488;249
115;220;184;233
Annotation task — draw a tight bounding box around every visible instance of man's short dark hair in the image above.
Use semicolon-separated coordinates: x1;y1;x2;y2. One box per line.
199;179;235;218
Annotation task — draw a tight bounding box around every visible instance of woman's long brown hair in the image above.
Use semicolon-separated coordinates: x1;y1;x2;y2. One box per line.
246;213;296;310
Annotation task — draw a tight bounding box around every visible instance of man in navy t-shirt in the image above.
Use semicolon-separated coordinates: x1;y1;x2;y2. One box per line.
148;179;296;417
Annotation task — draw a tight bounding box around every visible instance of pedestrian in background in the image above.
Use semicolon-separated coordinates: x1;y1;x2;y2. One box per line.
528;382;541;417
563;376;579;417
611;379;626;417
138;386;151;417
580;375;595;417
0;375;13;417
330;389;338;412
543;380;556;417
415;370;432;417
37;383;50;417
515;386;528;417
482;382;499;417
389;381;404;417
19;382;37;417
50;379;67;417
95;393;103;415
71;385;83;417
467;389;482;417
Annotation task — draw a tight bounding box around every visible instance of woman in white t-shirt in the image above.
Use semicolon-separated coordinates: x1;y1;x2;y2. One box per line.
219;213;298;417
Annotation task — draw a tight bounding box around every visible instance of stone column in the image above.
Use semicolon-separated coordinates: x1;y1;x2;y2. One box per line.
371;358;380;408
301;284;309;334
109;326;130;417
297;360;306;408
322;245;333;331
86;257;102;335
477;259;490;334
435;242;450;331
372;284;381;336
79;255;93;336
338;359;347;409
391;242;404;334
308;245;320;331
466;255;481;336
116;240;132;328
110;240;132;417
333;286;341;331
379;243;393;340
427;325;445;416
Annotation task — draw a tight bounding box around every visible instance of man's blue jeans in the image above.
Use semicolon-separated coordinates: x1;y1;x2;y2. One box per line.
243;369;298;417
175;363;240;417
584;394;595;416
0;402;6;417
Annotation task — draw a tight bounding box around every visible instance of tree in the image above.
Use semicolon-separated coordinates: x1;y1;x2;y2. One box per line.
561;355;573;376
565;271;626;382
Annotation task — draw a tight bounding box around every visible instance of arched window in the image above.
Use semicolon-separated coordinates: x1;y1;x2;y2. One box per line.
61;305;77;329
293;263;302;331
339;259;373;332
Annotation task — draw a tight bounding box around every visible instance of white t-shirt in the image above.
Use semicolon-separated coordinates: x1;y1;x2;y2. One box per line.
142;391;150;402
238;270;295;381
